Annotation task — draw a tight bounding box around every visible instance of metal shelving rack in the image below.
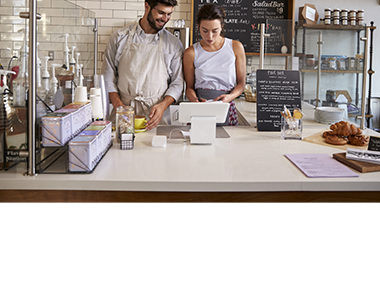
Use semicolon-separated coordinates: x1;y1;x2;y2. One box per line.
294;22;376;128
295;22;366;105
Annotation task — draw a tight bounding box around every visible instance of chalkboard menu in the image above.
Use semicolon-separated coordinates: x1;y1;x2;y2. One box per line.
368;136;380;152
191;0;294;54
256;70;301;131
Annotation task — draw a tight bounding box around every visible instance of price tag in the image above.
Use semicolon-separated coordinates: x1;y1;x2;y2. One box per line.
368;136;380;152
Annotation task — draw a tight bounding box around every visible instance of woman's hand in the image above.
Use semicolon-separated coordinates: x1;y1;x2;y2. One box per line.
213;94;233;103
190;97;207;102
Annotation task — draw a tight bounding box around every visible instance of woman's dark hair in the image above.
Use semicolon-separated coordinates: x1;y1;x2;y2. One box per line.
197;4;226;27
146;0;177;9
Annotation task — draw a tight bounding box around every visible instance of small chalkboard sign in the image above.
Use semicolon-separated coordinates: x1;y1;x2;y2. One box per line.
256;70;301;131
368;136;380;152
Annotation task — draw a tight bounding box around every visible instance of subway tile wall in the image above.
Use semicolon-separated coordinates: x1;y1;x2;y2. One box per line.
0;0;95;76
70;0;194;72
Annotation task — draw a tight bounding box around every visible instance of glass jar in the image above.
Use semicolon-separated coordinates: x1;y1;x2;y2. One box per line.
306;55;315;68
357;10;364;19
340;9;348;18
349;10;356;20
332;9;340;18
116;106;134;142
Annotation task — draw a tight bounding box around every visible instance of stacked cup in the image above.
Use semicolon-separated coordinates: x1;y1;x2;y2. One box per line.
90;87;103;120
74;86;88;103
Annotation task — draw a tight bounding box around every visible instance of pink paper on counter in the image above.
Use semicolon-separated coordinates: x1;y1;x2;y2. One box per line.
285;153;359;178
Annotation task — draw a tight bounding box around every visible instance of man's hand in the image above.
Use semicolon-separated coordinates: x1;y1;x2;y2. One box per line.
146;95;174;130
146;101;166;130
109;92;124;109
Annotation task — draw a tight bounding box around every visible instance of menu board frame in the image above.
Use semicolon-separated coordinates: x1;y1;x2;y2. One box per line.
190;0;295;55
256;69;301;131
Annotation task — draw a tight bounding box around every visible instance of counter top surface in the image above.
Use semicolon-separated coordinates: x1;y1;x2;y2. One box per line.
1;101;380;192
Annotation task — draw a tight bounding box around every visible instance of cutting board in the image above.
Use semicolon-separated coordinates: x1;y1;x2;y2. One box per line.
333;152;380;173
303;131;368;150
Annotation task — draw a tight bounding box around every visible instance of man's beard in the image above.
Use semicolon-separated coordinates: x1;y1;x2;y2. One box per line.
147;8;166;32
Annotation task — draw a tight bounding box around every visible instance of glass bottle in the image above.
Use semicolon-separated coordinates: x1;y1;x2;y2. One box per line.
116;106;134;142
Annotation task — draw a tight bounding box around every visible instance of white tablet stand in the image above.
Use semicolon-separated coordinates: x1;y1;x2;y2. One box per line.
178;102;229;144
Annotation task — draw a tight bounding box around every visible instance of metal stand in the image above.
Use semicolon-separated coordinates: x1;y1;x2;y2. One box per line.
93;18;98;76
366;22;375;128
259;23;270;69
315;32;322;107
360;27;369;129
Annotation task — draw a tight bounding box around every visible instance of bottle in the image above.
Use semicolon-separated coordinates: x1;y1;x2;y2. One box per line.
0;70;17;131
71;52;81;102
36;54;48;118
12;45;28;107
69;46;76;74
45;64;61;112
63;33;70;70
41;56;50;93
75;52;81;81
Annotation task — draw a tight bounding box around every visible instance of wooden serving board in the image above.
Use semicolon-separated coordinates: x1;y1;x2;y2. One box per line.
303;131;368;150
333;152;380;173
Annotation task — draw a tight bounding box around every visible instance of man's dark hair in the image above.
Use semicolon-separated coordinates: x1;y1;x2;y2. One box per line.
145;0;178;8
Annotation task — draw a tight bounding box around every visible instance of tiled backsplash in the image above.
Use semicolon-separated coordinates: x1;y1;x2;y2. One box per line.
0;0;95;76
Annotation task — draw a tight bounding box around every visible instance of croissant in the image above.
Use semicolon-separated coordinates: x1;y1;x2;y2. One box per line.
323;121;367;146
325;135;348;145
348;135;369;146
329;121;362;137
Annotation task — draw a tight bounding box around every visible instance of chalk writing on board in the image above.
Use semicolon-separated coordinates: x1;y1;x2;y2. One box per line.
192;0;293;54
256;70;301;131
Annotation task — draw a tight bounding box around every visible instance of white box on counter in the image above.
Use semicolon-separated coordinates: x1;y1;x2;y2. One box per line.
42;102;92;147
41;112;72;147
68;121;112;172
69;135;97;172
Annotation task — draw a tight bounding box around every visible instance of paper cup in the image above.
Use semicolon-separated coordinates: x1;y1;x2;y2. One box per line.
90;94;103;120
90;87;101;96
74;86;88;103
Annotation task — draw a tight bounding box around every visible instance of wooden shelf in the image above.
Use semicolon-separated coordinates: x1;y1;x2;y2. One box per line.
246;53;292;57
300;69;362;74
296;23;366;31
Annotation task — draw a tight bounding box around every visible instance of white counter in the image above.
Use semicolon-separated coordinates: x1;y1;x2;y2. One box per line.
1;100;380;193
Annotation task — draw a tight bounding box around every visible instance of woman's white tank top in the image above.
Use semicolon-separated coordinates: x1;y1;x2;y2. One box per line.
194;38;236;91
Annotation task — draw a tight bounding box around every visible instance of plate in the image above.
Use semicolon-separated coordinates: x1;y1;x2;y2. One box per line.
135;128;147;133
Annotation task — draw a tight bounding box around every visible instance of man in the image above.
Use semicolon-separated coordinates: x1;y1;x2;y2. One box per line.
102;0;183;130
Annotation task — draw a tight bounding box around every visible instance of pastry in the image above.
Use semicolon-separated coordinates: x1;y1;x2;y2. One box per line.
329;121;362;137
325;135;348;145
322;130;334;138
348;135;369;146
323;121;367;146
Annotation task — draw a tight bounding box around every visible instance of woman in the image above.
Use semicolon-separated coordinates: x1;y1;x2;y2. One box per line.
183;3;246;125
